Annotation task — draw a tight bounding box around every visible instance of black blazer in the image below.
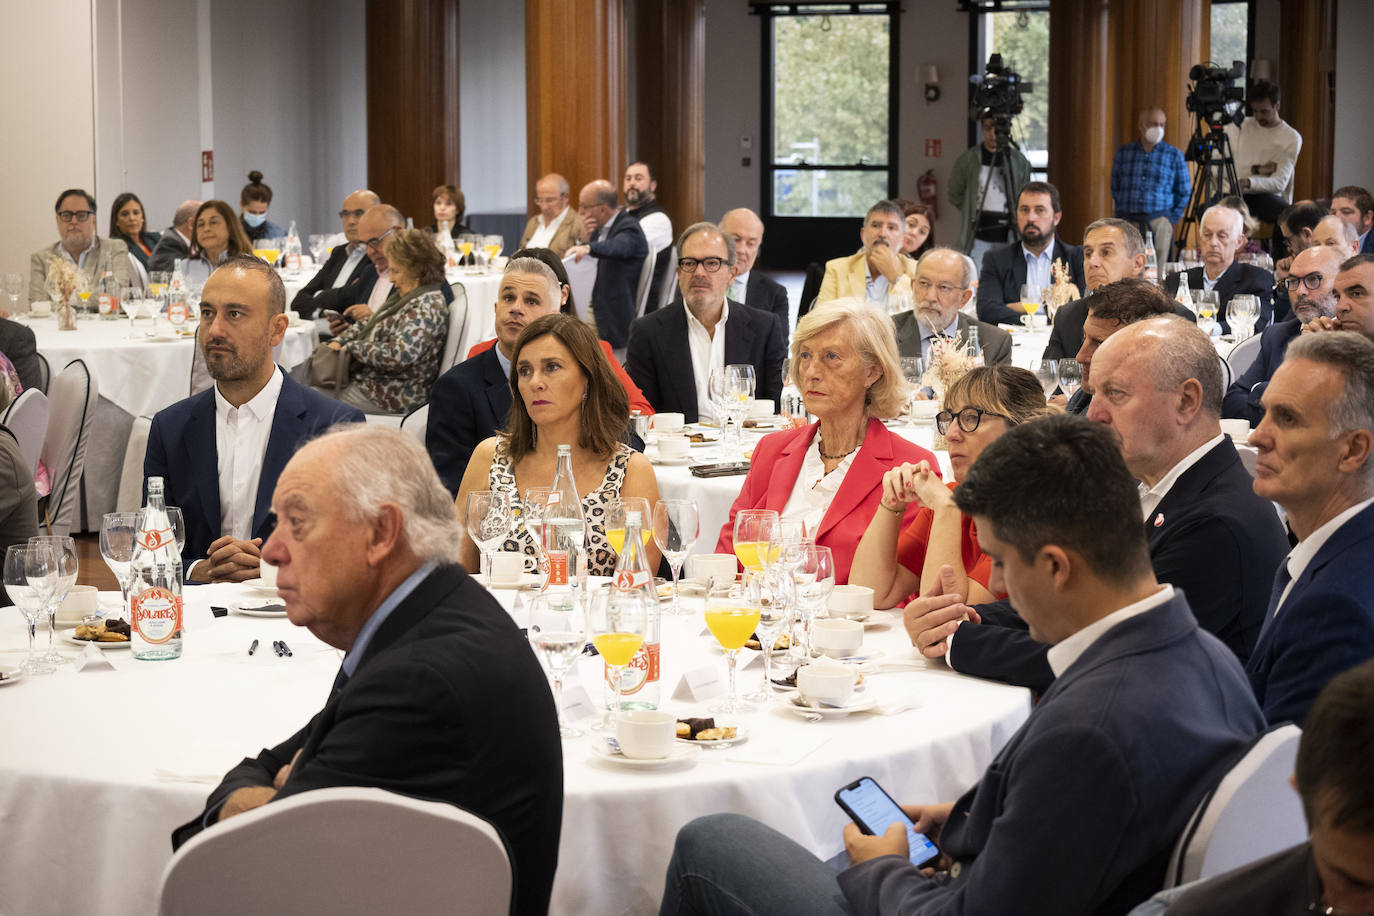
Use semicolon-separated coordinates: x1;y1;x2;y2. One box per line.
426;347;509;496
588;212;649;349
1042;293;1198;361
1221;318;1301;426
975;238;1085;326
144;372;364;562
170;564;564;916
0;318;40;392
1164;262;1275;334
951;438;1288;691
147;227;190;274
624;300;787;422
892;312;1013;366
289;245;379;318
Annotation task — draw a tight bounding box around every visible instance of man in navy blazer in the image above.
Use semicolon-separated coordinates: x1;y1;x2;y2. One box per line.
658;415;1263;916
289;190;380;319
566;179;648;350
1245;331;1374;726
1223;244;1343;425
145;257;362;581
914;317;1287;691
719;207;789;330
1163;205;1275;333
625;222;786;422
975;182;1085;326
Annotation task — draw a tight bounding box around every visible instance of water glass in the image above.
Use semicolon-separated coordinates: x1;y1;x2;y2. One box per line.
1056;359;1083;399
652;499;699;615
1227;295;1260;340
900;357;924;424
722;364;756;454
4;272;21;312
100;512;139;605
4;544;59;674
528;591;588;738
29;535;77;663
1031;359;1059;398
745;568;792;703
792;544;835;660
465;490;512;580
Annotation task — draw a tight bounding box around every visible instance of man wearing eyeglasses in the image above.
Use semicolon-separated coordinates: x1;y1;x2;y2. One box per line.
1223;244;1344;426
289;190;381;320
624;222;786;422
517;173;581;257
28;188;136;304
891;247;1011;368
325;204;404;336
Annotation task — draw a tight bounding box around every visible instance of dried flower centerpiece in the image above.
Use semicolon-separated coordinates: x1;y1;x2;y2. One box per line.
1046;258;1080;323
919;328;975;404
44;256;83;331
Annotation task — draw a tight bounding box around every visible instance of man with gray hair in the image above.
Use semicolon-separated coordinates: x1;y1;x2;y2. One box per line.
818;199;919;308
1312;213;1360;256
170;424;564;916
567;178;648;351
1043;218;1149;361
148;199;202;273
518;172;581;256
1244;331;1374;726
625;222;786;422
1164;205;1275;332
892;246;1010;367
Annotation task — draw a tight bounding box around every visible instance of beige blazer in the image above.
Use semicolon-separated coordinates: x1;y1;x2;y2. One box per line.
518;210;582;258
817;249;917;305
28;236;135;304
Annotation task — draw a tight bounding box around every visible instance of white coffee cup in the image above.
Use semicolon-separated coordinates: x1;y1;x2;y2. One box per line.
747;399;773;418
796;664;856;707
1219;418;1250;443
489;550;525;585
812;618;864;658
657;435;690;460
651;412;685;434
259;561;279;588
616;709;676;759
688;553;738;588
29;300;52;317
827;584;874;619
56;585;100;626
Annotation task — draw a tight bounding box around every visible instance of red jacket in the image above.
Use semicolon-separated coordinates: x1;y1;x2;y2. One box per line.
467;338;654;416
714;418;939;584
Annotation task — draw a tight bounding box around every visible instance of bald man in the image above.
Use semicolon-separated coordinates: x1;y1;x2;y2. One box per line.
290;189;382;319
1165;205;1275;333
148;199;202;274
567;179;648;350
710;208;789;329
518;173;581;257
1111;107;1190;273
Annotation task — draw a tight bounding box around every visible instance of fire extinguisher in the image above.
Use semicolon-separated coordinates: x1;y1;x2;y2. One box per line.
917;169;938;220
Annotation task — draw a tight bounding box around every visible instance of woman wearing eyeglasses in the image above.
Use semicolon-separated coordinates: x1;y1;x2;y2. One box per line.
183;200;254;289
850;366;1056;607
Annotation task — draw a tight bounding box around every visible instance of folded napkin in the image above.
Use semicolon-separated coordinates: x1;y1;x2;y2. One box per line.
726;730;830;766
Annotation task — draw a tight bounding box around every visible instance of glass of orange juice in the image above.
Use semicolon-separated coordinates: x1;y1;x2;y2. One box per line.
605;497;653;557
590;583;648;734
732;508;780;579
705;582;762;714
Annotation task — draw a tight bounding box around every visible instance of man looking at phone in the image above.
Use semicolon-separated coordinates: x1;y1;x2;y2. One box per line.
657;415;1263;915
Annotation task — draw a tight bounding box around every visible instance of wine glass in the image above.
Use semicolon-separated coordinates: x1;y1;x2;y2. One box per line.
1195;290;1220;337
483;234;504;269
732;508;780;579
745;567;792;704
704;579;760;714
652;499;699;616
792;544;835;660
1031;359;1059;398
165;507;186;555
527;590;588;738
4;544;59;675
29;535;77;663
589;581;648;733
458;234;478;270
707;366;729;427
100;512;139;606
722;364;756;454
308;234;327;265
521;487;553;580
605;497;652;559
465;490;512;580
4;272;21;313
900;357;924;425
1227;295;1260;340
121;293;142;338
1056;359;1083;400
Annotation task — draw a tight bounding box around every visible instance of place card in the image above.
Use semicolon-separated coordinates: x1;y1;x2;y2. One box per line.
672;664;725;703
73;643;118;673
561;685;599;721
726;731;830;767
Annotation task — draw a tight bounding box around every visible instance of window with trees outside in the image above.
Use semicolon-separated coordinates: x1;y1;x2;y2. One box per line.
976;6;1049;179
767;4;897;218
1209;0;1250;73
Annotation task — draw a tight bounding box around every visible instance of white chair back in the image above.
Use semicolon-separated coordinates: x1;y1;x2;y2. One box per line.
654;244;678;311
158;787;512;916
1;388;49;476
1164;724;1305;888
400;402;429;444
633;247;658;320
1226;334;1263;383
39;359;99;536
439;282;471;372
116;416;153;512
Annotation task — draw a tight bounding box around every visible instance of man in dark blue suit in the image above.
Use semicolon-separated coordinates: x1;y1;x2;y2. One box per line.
566;179;648;350
1330;185;1374;255
912;316;1287;691
289;190;380;319
658;415;1263;916
1245;331;1374;726
1223;244;1343;426
625;223;786;423
145;257;362;582
1163;205;1275;333
975;181;1085;326
719;207;789;330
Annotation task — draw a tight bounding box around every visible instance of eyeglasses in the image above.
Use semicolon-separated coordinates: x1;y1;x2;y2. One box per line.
533;196;561;205
364;227;398;250
935;406;1007;436
915;277;965;298
1284;272;1326;292
677;257;727;274
57;210;94;223
338;208;367;220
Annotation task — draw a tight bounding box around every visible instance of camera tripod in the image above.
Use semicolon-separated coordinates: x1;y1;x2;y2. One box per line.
962;119;1023;255
1176;121;1241;259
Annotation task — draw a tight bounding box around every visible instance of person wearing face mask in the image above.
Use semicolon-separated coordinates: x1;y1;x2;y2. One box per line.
239;171;285;242
1111;108;1190;274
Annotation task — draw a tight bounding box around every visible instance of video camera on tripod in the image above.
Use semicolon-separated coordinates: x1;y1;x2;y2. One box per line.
970;53;1032;147
1185;60;1246;135
1177;60;1247;259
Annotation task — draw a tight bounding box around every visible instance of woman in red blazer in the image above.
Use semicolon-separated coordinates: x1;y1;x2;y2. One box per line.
715;299;937;584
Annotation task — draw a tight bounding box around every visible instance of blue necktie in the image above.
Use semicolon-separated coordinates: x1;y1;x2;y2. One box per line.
1255;560;1294;646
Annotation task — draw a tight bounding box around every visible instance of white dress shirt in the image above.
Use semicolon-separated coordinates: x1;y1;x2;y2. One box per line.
1046;585;1175;676
331;244;367;289
729;272;750;304
528;207;570;249
864;265;891;306
1022;244;1053;299
1139;434;1224;523
779;434;858;536
686;301;729;423
1271;496;1374;617
214;367;284;541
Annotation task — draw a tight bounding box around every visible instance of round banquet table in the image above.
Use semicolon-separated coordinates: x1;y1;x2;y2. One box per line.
0;580;1031;916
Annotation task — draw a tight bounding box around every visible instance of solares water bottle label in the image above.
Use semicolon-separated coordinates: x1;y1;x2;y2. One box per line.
132;587;182;644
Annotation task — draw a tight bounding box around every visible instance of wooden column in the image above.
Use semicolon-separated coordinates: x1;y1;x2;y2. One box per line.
1277;0;1336;200
631;0;706;230
365;0;461;225
526;0;627;205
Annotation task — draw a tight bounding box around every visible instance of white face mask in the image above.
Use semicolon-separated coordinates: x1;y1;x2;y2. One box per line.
1143;126;1165;145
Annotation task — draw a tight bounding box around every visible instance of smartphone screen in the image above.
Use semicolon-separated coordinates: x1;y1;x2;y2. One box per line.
835;777;940;868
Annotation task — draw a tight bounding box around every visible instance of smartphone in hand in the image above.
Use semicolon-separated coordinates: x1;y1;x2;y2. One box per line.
835;776;940;868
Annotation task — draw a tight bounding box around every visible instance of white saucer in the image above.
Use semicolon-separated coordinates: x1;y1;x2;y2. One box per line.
782;694;876;717
650;455;693;466
473;572;542;590
239;579;280;597
0;666;22;686
231;600;288;618
846;610;898;629
61;628;132;650
676;724;749;748
589;740;700;768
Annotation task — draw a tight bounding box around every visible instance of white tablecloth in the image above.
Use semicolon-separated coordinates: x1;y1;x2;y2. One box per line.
0;581;1030;916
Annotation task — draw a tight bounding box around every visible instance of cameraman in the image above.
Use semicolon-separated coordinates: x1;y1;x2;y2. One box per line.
1224;80;1302;226
950;115;1030;266
1111;108;1190;273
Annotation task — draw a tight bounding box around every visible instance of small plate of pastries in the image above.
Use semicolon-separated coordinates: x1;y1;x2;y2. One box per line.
63;618;133;649
676;716;749;747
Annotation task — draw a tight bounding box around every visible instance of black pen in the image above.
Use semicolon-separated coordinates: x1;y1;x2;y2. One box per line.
271;640;283;657
248;639;259;656
278;640;292;658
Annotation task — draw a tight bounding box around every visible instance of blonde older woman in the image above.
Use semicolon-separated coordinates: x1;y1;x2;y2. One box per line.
714;299;939;584
327;228;449;415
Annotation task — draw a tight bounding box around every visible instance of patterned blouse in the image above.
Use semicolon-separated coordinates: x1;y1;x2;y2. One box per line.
335;283;448;413
487;438;633;576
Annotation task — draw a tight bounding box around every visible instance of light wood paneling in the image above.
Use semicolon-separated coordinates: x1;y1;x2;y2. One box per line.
1278;0;1336;199
632;0;706;231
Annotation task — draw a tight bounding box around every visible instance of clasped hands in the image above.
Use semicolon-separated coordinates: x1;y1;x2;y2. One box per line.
189;535;262;583
878;461;950;516
219;750;301;822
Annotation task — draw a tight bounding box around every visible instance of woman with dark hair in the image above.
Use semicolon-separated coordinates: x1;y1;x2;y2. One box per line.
454;312;661;576
183;200;254;288
108;192;161;270
895;199;936;259
239;170;284;241
429;184;472;238
326;228;449;414
850;365;1057;607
